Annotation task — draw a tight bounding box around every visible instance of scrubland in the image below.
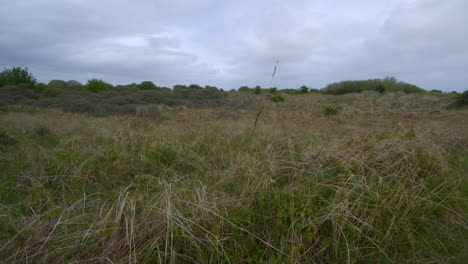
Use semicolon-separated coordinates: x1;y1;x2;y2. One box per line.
0;91;466;263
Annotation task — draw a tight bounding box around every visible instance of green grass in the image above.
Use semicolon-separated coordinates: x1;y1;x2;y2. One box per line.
0;92;466;263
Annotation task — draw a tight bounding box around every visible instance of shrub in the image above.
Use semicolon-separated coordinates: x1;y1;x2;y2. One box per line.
67;80;82;86
94;104;122;116
299;85;309;94
309;88;321;93
271;94;285;103
282;89;300;94
173;84;187;91
455;90;468;106
0;84;39;104
238;86;251;92
254;86;262;95
120;104;137;115
136;105;161;119
0;66;37;87
375;84;386;93
269;87;277;94
48;80;68;89
83;79;112;93
188;84;203;90
323;105;342;116
42;87;64;98
139;81;158;90
34;83;47;93
323;78;425;95
62;99;95;113
204;85;219;91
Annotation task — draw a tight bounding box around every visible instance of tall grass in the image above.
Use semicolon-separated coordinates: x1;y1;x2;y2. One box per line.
0;93;466;263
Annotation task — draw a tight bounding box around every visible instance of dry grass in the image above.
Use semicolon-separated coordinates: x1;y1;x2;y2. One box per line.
0;92;466;263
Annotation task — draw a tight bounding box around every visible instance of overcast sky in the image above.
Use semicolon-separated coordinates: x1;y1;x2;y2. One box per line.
1;0;467;91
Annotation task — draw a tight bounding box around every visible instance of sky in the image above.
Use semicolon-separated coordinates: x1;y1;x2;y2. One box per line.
1;0;467;91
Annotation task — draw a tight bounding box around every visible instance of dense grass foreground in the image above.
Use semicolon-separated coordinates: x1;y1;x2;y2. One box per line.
0;92;467;263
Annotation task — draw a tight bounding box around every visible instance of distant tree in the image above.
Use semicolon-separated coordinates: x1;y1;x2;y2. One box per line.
48;80;68;89
204;85;219;91
83;79;112;93
269;87;277;94
282;89;300;94
299;85;309;94
173;84;187;90
127;83;139;89
188;84;203;90
254;86;262;95
139;81;158;90
67;80;82;86
430;89;442;93
309;88;320;93
384;76;397;84
0;66;37;87
238;86;251;92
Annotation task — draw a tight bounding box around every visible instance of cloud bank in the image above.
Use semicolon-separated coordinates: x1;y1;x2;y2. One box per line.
1;0;466;91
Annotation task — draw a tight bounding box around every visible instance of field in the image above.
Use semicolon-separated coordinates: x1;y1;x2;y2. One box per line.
0;91;467;263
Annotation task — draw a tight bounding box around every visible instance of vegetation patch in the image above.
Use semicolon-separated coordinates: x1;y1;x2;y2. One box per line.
323;105;342;116
0;67;466;263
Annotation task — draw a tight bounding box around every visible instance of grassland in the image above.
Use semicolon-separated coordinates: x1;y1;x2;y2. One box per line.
0;91;467;263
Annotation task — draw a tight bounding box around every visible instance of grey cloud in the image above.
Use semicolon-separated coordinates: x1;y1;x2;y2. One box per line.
0;0;466;91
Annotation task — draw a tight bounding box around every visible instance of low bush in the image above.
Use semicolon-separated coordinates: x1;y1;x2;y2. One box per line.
138;81;159;90
254;86;262;95
323;77;425;95
83;79;112;93
299;85;309;93
271;94;285;103
455;90;468;106
323;105;342;116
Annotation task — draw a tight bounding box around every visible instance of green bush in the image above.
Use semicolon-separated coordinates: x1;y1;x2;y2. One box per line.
188;84;203;90
173;84;187;91
254;86;262;95
455;90;468;106
0;66;37;87
323;77;425;95
83;79;112;93
34;83;47;93
375;84;386;93
299;85;309;94
48;80;68;89
323;105;342;116
238;86;252;92
204;85;219;91
138;81;158;90
271;94;285;103
282;89;300;94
